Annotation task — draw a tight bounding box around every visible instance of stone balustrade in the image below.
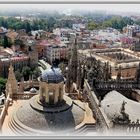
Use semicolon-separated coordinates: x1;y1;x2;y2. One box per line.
12;93;38;100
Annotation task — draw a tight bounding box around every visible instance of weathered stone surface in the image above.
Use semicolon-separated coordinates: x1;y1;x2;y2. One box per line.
11;95;85;132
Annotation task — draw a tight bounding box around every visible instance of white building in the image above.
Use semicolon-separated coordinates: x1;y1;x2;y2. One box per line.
72;23;86;32
124;24;140;37
46;44;69;64
53;28;75;37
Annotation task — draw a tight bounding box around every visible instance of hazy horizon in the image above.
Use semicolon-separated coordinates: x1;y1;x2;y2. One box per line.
0;4;140;15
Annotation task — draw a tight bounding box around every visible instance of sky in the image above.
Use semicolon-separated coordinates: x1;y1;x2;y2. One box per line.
0;4;140;14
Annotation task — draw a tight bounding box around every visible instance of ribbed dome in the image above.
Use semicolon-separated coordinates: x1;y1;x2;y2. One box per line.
41;67;64;83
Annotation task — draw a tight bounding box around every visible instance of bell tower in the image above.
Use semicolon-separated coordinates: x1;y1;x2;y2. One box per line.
28;44;38;68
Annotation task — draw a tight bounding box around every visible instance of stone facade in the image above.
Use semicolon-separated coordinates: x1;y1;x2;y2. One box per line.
111;66;137;79
0;55;29;78
45;45;69;64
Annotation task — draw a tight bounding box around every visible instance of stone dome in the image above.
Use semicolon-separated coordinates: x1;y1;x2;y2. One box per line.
9;95;87;135
41;67;64;83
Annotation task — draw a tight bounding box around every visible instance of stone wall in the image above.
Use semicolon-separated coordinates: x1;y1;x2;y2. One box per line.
84;80;111;132
131;90;140;102
0;92;37;131
0;94;10;130
111;67;137;78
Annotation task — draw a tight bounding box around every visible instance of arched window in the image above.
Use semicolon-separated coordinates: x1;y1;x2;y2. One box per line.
48;90;54;104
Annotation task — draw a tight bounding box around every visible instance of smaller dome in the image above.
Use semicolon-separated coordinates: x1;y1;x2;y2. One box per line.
30;88;37;93
41;67;64;83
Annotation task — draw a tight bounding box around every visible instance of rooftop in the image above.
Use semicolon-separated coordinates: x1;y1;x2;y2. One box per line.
2;95;95;136
101;90;140;122
0;27;7;34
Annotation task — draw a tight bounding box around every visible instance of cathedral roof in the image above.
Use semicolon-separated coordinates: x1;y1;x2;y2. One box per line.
101;90;140;122
9;95;87;135
41;67;64;83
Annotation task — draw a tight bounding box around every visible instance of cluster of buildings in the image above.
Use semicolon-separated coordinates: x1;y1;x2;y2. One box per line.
35;32;70;63
78;47;140;79
0;21;140;79
0;49;29;77
0;23;139;78
90;27;139;48
0;41;38;78
1;15;140;136
0;27;40;78
123;24;140;37
51;24;140;54
1;25;140;136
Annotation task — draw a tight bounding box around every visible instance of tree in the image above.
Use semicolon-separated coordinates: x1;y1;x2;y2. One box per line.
87;21;98;30
87;16;134;31
135;20;140;26
32;68;41;80
102;20;112;28
58;62;67;76
102;16;134;31
31;19;40;30
22;66;31;81
14;39;25;49
47;17;56;32
25;22;31;33
15;70;23;82
3;35;8;48
0;17;5;27
0;77;7;94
